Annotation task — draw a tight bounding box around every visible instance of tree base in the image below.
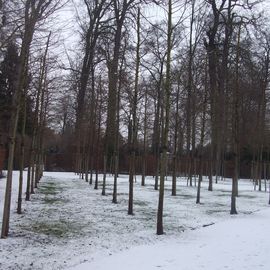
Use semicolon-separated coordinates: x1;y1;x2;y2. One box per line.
230;209;238;215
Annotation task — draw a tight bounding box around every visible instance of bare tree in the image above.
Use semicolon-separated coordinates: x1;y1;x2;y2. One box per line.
74;0;111;176
128;7;141;215
102;0;137;196
157;0;173;235
1;0;62;239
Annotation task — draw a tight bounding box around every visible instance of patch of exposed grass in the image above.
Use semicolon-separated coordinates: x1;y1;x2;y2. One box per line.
215;189;231;193
215;203;227;207
27;220;80;238
134;200;149;207
136;208;156;222
137;215;156;223
216;193;230;197
206;209;229;215
39;182;64;196
239;194;257;199
42;196;68;205
175;194;194;199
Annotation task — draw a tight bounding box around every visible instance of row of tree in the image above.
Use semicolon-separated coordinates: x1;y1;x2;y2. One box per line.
0;0;65;238
1;0;270;238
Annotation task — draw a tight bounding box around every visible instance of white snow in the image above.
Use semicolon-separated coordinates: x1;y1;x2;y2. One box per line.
71;207;270;270
0;171;269;270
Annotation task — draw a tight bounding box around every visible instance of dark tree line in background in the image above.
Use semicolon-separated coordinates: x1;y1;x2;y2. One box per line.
1;0;270;237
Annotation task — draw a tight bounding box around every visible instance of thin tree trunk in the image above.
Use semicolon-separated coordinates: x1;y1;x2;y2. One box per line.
102;155;107;196
112;68;122;202
155;157;160;190
231;17;241;215
264;162;267;192
95;80;102;190
268;180;270;205
128;151;135;215
172;79;180;196
208;158;213;191
1;105;20;237
112;153;118;203
17;92;27;214
141;88;148;186
196;62;207;204
172;154;177;196
154;71;164;191
128;8;140;214
157;0;172;235
196;157;203;204
25;165;31;201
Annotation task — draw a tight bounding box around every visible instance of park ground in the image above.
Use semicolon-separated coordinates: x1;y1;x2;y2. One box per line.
0;171;269;269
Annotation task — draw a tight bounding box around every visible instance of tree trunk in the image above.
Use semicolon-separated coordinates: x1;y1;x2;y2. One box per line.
196;63;207;204
230;18;241;215
208;159;213;191
153;69;164;191
141;88;148;186
128;151;135;215
1;0;38;238
172;79;180;196
268;180;270;205
157;0;172;235
95;80;102;190
17;92;27;214
128;8;140;214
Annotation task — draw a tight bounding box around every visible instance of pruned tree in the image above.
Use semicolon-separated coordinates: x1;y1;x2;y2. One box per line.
1;0;63;239
128;7;141;215
157;0;173;235
102;0;137;196
74;0;111;178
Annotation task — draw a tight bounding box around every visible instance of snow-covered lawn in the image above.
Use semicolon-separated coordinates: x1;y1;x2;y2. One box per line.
72;207;270;270
0;171;269;270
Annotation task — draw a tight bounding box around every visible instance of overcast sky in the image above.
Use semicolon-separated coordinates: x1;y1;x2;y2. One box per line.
54;0;270;68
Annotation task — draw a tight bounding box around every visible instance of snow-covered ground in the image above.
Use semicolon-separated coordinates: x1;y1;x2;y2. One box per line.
72;208;270;270
0;171;269;270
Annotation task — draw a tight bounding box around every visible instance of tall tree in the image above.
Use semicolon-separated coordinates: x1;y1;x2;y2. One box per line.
102;0;136;196
230;19;242;215
1;0;61;239
157;0;173;235
128;7;141;215
204;0;226;191
74;0;110;176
